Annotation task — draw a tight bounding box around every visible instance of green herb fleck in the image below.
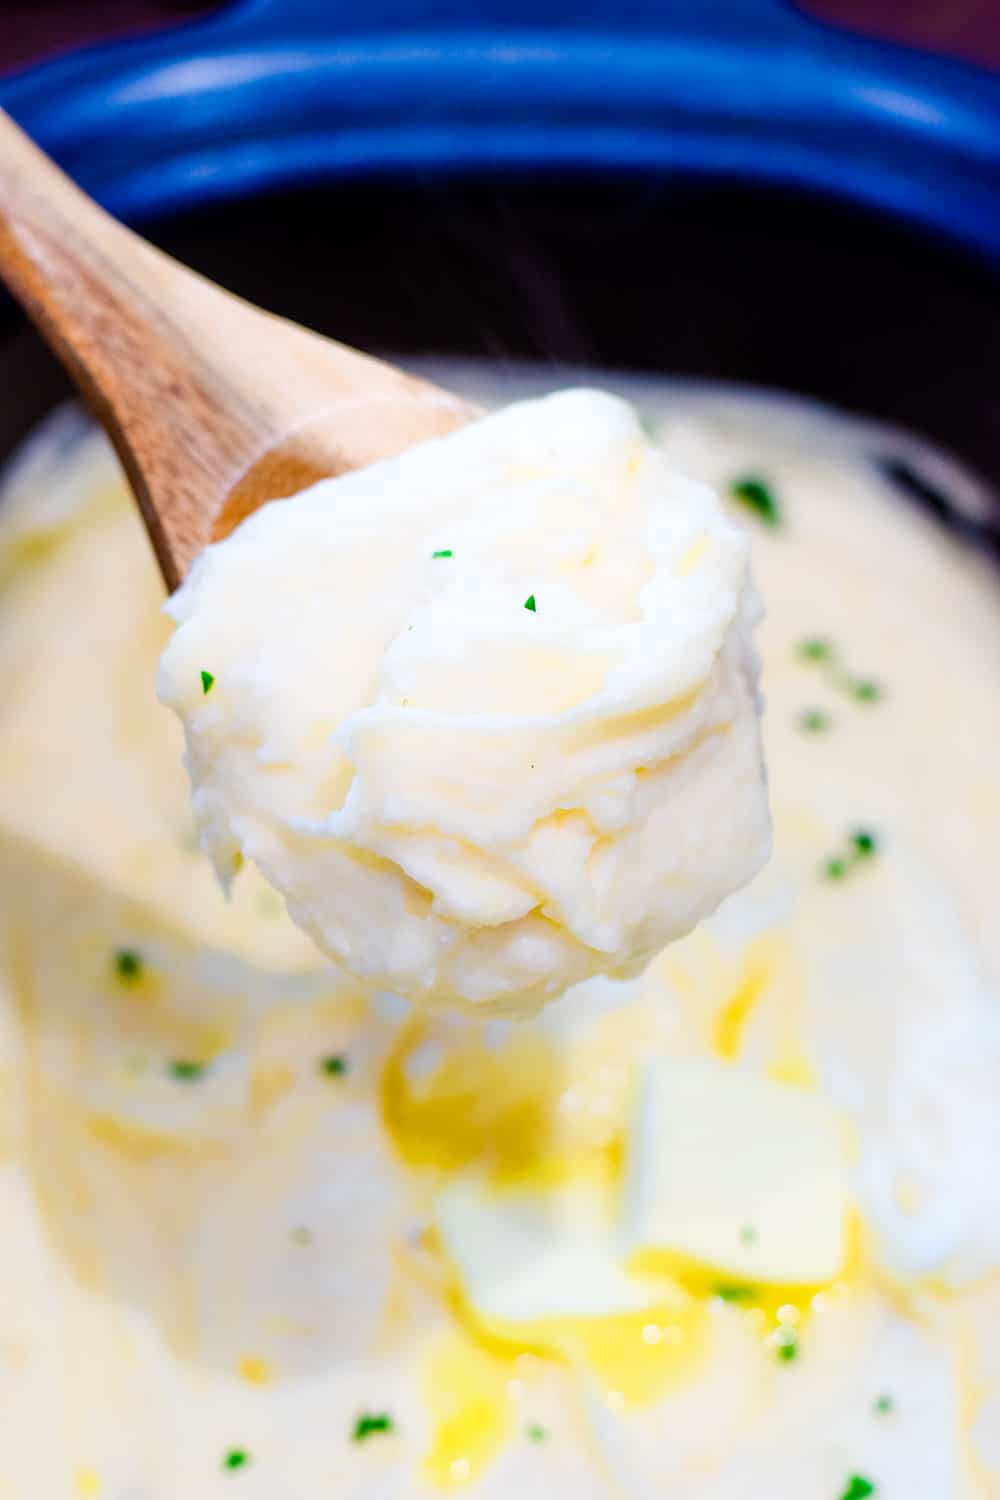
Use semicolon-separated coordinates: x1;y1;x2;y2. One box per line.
840;1477;876;1500
114;948;143;982
797;639;884;706
874;1393;893;1416
822;827;881;882
524;594;537;613
291;1225;313;1246
799;708;831;733
740;1225;757;1244
353;1412;394;1443
526;1423;548;1443
319;1054;348;1078
716;1285;755;1303
775;1329;799;1362
168;1059;208;1082
730;475;782;527
200;670;215;696
431;549;453;559
223;1449;249;1471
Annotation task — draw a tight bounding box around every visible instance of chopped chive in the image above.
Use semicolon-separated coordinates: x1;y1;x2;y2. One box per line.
525;1423;547;1443
431;549;453;559
799;708;830;733
740;1225;757;1244
730;475;782;527
822;826;881;882
874;1393;893;1416
524;594;537;612
797;638;884;705
353;1412;394;1442
319;1054;348;1078
716;1285;755;1303
114;948;143;982
223;1449;249;1471
840;1477;876;1500
168;1059;208;1082
200;670;215;696
777;1338;799;1362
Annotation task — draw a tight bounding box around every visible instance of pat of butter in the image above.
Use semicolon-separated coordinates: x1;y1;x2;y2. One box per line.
623;1060;848;1285
437;1176;667;1324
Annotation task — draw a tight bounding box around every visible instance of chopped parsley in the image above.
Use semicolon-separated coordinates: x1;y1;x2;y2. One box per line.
716;1285;755;1303
525;1423;548;1443
729;475;782;527
200;670;215;696
114;948;143;982
822;827;881;882
740;1225;757;1244
524;594;537;612
874;1393;894;1416
353;1412;394;1443
797;638;883;705
431;549;453;559
168;1059;208;1082
777;1336;799;1362
223;1449;249;1471
799;708;831;733
840;1477;876;1500
319;1054;348;1077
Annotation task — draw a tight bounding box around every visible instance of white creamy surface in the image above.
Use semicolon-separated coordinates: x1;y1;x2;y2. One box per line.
0;367;998;1499
158;389;769;1014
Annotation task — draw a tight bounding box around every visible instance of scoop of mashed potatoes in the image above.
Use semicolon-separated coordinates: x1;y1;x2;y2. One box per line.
159;389;769;1013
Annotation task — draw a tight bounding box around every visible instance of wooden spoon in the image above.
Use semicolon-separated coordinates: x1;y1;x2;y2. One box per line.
0;109;474;589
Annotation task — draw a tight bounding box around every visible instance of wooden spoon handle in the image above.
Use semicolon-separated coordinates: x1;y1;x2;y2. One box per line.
0;108;250;581
0;109;470;587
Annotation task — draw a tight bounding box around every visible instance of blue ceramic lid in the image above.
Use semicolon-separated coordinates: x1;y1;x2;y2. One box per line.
1;0;998;259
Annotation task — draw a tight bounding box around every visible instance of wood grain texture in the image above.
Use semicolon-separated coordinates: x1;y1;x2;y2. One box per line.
0;109;473;588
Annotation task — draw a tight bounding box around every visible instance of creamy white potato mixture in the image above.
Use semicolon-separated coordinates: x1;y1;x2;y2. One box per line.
159;390;769;1015
0;370;999;1500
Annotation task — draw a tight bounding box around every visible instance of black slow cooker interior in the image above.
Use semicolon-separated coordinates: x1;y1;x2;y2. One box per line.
1;174;998;492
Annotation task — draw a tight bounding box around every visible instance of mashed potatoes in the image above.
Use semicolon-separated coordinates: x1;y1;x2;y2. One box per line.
158;390;769;1014
0;371;998;1499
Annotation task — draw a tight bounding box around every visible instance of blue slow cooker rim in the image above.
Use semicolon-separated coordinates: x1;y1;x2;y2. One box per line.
1;1;999;263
